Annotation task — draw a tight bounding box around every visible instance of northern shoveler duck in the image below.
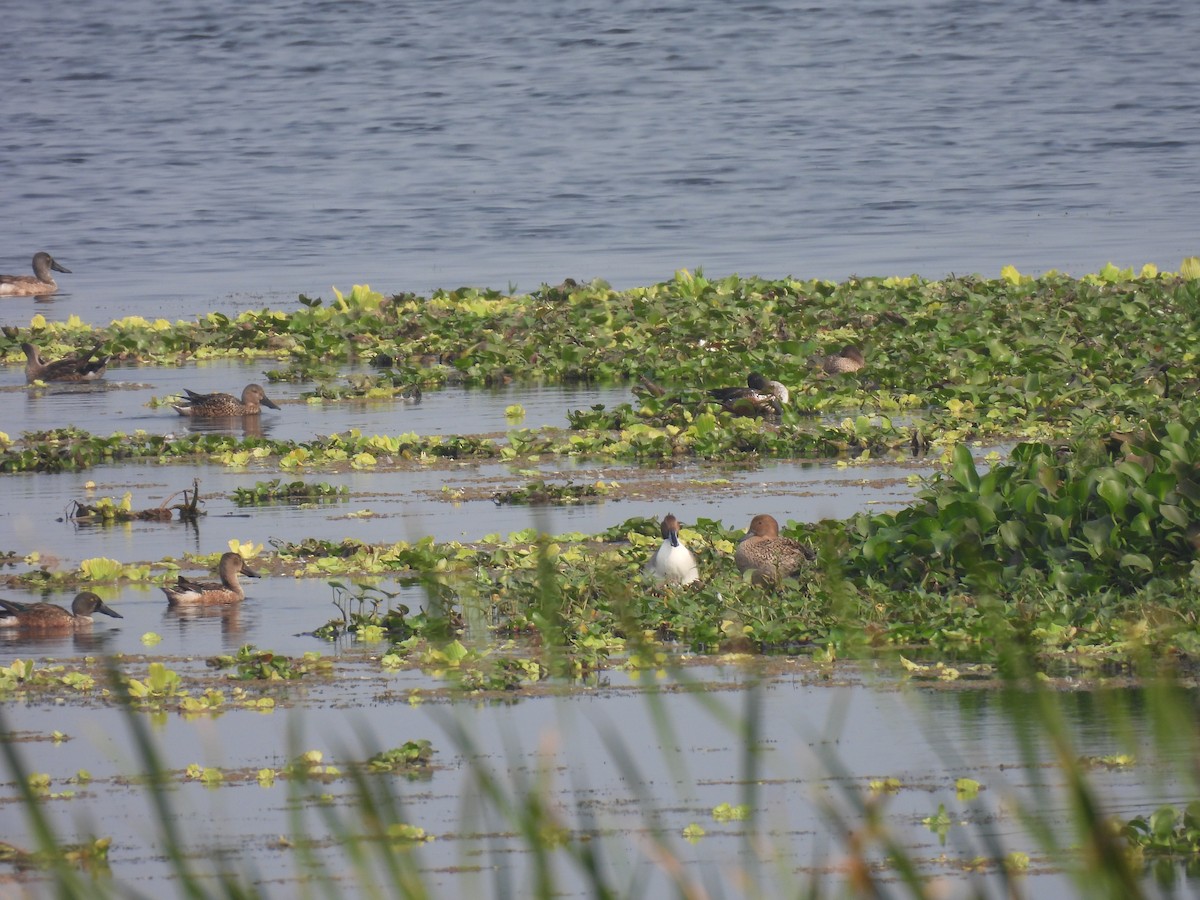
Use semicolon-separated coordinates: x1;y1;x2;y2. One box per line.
0;592;122;629
160;552;259;605
709;372;790;416
22;342;109;383
0;252;71;296
172;384;280;417
644;513;700;585
820;346;866;375
734;514;814;585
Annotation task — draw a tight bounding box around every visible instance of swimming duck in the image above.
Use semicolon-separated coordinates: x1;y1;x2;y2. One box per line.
734;514;814;585
709;372;790;416
0;592;122;629
0;252;71;296
644;513;700;585
22;342;109;383
820;346;866;375
160;552;260;605
173;384;280;417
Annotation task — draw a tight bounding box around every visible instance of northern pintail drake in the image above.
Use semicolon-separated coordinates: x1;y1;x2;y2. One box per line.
173;384;280;417
820;346;866;375
734;514;814;585
0;253;71;296
0;592;122;629
709;372;790;416
160;552;260;605
644;513;700;585
22;342;109;383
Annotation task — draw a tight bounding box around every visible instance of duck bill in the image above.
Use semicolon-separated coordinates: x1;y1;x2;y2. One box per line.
97;602;123;619
241;565;262;579
51;260;71;274
260;397;280;410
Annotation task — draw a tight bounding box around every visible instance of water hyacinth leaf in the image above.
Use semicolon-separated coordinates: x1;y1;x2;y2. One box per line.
1150;806;1180;839
950;444;979;491
998;521;1026;549
955;778;982;800
1081;520;1113;554
1097;478;1127;518
1159;504;1189;529
1137;472;1176;501
1128;511;1153;538
1119;553;1153;572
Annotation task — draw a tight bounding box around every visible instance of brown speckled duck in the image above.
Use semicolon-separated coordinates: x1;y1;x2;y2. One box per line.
160;552;260;605
734;514;814;585
173;384;280;417
22;342;109;383
0;253;71;296
0;592;122;629
820;346;866;375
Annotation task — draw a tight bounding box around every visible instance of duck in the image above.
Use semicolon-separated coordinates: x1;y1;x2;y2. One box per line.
734;514;814;585
709;372;790;416
644;513;700;585
172;384;280;417
820;346;866;375
0;252;71;296
22;342;109;383
160;552;260;605
0;592;122;629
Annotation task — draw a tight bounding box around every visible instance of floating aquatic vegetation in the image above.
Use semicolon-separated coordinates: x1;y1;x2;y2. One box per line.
366;740;434;772
230;479;349;505
0;836;110;872
205;645;330;681
491;479;612;506
711;803;750;822
68;479;203;523
123;663;183;704
1123;803;1200;856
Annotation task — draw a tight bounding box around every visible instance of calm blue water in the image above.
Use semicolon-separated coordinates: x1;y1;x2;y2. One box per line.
5;0;1198;324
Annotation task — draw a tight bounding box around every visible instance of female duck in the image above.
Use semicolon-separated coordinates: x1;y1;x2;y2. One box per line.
734;514;814;585
173;384;280;417
820;346;866;375
645;513;700;585
0;592;123;629
22;342;109;383
161;552;260;605
0;252;71;296
709;372;789;416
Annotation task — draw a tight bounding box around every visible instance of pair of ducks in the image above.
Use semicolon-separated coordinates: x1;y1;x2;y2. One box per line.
0;252;71;296
20;342;279;416
0;552;261;630
645;513;813;586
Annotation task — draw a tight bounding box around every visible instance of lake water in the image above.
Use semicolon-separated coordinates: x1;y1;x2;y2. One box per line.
5;0;1199;325
0;658;1180;898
